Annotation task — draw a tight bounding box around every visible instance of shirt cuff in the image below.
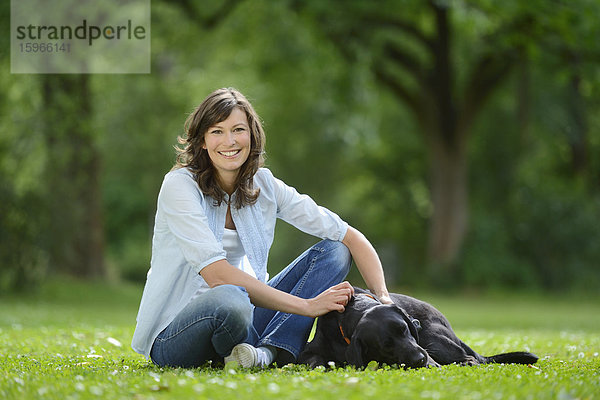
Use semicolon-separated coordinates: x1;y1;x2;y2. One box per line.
193;255;227;274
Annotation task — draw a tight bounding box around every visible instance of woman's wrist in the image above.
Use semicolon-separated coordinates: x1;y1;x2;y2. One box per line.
371;287;392;303
303;298;316;318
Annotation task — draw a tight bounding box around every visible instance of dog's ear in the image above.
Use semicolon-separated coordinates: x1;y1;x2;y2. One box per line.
393;305;420;343
345;335;365;367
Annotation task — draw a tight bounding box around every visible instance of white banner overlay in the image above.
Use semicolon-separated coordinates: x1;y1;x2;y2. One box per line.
11;0;150;74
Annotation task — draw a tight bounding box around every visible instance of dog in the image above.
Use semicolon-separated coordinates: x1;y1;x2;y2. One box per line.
298;287;539;368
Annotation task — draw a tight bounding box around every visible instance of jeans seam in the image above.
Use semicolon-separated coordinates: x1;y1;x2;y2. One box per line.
269;247;319;289
257;252;320;357
292;253;318;296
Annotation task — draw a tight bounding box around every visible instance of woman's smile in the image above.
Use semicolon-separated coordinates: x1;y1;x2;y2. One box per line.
218;149;242;158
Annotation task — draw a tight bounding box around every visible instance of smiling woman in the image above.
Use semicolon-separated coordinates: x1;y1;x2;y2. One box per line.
131;88;392;370
202;108;252;195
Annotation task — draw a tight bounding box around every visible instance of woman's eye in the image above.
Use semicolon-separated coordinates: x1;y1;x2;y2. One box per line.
234;127;246;133
210;129;222;135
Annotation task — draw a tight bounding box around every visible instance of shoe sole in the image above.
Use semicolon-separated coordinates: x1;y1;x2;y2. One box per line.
224;343;258;368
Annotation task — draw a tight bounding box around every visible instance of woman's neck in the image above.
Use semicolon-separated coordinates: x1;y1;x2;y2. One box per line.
217;173;237;196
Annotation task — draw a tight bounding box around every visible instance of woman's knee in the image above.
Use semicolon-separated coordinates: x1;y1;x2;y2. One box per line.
316;239;352;278
206;284;254;329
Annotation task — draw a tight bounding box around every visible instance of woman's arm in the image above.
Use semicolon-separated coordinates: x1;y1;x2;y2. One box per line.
342;226;393;304
200;260;354;317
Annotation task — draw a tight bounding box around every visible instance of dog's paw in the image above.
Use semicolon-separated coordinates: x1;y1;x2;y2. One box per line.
459;356;480;366
426;355;441;368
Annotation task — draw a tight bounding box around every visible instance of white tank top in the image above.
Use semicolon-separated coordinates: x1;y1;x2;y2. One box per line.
191;228;263;300
222;228;256;278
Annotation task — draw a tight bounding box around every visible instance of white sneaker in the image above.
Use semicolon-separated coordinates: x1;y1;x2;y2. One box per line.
224;343;259;368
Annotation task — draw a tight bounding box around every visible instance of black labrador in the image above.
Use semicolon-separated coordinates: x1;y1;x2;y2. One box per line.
298;287;539;369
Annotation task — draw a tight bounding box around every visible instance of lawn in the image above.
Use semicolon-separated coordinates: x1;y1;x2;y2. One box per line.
1;279;599;399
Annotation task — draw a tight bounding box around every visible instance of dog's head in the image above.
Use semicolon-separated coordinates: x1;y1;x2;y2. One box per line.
344;304;428;369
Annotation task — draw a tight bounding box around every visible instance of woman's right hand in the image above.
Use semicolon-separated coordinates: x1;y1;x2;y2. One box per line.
305;281;354;317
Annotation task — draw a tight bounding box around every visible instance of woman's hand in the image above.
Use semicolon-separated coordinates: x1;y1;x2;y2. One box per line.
305;281;354;317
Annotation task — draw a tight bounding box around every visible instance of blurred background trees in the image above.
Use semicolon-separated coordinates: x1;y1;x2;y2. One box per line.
1;0;599;293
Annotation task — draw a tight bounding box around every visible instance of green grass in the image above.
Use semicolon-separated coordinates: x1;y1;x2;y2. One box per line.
1;279;599;399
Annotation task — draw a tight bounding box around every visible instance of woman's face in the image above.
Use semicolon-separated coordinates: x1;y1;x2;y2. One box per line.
202;107;251;186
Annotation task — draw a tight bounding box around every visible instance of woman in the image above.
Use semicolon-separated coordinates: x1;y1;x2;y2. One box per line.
132;88;392;368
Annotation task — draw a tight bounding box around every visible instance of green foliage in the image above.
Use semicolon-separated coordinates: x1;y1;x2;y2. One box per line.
460;214;537;290
461;35;600;291
0;71;47;292
509;182;600;291
0;173;46;292
1;280;599;399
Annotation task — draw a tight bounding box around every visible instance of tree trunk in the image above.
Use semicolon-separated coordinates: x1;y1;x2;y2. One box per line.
42;75;106;279
565;55;588;176
426;132;468;277
424;1;468;273
516;57;531;146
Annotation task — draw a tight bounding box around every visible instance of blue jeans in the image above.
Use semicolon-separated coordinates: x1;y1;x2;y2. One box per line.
150;239;351;368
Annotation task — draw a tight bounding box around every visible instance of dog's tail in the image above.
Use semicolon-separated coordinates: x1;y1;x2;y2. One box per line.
484;351;539;365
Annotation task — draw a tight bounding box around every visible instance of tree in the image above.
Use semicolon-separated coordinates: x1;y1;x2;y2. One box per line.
41;75;106;278
294;0;580;280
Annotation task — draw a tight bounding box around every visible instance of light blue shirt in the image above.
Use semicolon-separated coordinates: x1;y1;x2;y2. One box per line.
131;167;348;358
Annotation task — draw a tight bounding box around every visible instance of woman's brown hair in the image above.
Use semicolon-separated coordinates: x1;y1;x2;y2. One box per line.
174;88;266;208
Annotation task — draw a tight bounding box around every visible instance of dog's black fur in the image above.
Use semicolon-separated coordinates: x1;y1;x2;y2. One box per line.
298;287;539;369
